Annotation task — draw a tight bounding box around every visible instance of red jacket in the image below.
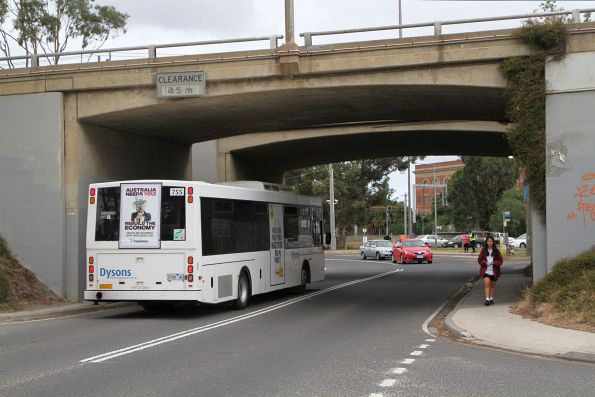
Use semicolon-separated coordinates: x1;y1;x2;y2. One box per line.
477;248;503;279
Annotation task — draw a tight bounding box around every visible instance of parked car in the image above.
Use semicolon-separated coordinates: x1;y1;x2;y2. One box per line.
442;235;463;248
360;240;393;260
392;239;433;264
416;234;448;247
511;233;527;248
471;231;503;248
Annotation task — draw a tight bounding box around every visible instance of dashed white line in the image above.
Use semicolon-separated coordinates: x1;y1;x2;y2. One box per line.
392;367;407;375
369;393;383;397
410;350;423;356
379;379;397;387
419;344;430;349
401;358;416;364
425;338;436;342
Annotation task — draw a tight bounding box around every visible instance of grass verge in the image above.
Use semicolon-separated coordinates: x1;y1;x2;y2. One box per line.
511;249;595;333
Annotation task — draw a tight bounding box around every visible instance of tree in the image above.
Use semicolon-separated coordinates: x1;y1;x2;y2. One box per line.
286;157;420;236
489;188;526;237
447;156;519;231
0;0;128;68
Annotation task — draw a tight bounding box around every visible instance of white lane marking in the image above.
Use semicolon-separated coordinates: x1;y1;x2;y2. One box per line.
421;298;448;337
425;338;436;342
81;269;399;363
410;351;423;356
392;367;407;375
401;358;415;364
419;344;430;349
369;394;383;397
379;379;396;387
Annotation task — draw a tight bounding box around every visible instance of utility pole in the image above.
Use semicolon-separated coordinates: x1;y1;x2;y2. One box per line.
403;193;407;236
329;164;336;250
398;0;403;38
433;166;438;243
284;0;295;45
407;161;412;236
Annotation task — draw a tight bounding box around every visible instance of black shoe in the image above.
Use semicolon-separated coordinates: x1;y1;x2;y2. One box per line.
489;300;494;305
484;300;490;306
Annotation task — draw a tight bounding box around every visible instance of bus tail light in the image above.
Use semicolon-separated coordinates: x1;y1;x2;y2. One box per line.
89;264;95;273
188;195;193;203
187;274;194;282
90;197;95;204
188;187;193;195
187;256;193;264
89;256;94;264
90;187;96;196
187;265;194;273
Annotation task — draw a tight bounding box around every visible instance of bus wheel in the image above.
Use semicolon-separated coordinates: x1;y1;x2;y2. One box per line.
294;265;308;293
233;272;250;310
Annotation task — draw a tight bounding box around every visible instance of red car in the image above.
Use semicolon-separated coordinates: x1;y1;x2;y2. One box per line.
392;239;433;264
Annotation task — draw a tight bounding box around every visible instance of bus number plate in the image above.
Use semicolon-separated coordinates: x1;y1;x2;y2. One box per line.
167;273;184;281
99;283;113;289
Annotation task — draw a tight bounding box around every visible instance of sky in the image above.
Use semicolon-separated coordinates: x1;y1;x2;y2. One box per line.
6;1;592;198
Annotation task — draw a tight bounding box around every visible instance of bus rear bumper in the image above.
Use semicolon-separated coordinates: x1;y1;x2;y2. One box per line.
84;290;202;302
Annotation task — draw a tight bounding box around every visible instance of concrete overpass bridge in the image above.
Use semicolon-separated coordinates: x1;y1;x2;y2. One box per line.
1;18;594;299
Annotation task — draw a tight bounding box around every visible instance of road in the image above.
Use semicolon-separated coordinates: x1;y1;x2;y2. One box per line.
1;255;593;397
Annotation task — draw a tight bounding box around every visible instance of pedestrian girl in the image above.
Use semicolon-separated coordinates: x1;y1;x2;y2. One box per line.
477;235;503;306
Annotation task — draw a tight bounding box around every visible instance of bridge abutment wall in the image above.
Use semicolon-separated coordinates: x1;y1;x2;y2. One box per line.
545;51;595;272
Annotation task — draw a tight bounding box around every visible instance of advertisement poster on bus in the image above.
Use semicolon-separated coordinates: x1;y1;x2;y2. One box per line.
119;183;161;248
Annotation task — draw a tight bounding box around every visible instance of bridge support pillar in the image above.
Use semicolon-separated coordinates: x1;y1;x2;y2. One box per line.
544;51;595;274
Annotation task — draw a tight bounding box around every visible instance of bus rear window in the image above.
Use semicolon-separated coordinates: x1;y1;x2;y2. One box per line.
93;185;186;242
95;187;120;241
161;186;186;241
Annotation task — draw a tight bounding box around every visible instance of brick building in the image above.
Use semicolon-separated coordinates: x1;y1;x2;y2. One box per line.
414;160;464;215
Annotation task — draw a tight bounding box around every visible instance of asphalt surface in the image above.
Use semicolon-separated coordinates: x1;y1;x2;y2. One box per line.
1;255;593;397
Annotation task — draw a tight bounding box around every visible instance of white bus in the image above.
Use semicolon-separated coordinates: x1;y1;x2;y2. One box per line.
85;180;325;310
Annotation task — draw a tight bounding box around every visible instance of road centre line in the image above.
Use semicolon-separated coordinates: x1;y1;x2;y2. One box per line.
419;344;430;349
379;379;397;387
392;367;407;375
401;358;415;364
410;351;423;356
80;269;399;364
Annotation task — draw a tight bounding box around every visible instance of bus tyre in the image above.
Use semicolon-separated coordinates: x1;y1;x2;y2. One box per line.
233;272;250;310
295;266;308;293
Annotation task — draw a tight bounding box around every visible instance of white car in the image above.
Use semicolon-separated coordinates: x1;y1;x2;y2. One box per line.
511;233;527;248
416;234;448;247
359;240;393;260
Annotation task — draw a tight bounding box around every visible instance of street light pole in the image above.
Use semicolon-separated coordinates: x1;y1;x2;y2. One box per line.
403;193;407;236
329;164;337;250
407;160;412;236
398;0;403;38
433;166;438;236
284;0;295;45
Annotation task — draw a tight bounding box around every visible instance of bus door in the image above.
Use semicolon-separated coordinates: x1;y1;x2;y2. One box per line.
269;204;285;286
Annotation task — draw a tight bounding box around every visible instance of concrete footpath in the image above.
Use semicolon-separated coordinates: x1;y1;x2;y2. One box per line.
445;271;595;363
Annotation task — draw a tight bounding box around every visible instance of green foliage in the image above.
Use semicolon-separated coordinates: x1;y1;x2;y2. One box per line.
530;249;595;326
286;157;418;234
0;0;128;66
488;188;526;237
447;156;518;231
500;1;568;216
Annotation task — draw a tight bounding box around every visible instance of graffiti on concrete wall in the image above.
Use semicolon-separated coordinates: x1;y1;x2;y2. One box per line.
567;173;595;225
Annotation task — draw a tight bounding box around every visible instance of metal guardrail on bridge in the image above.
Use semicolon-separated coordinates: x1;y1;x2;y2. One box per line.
1;8;595;69
300;8;595;47
0;35;284;68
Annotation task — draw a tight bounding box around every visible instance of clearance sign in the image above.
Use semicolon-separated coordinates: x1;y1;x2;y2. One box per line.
119;183;162;249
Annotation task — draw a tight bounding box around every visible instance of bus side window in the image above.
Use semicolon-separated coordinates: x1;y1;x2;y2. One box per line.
283;206;299;249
